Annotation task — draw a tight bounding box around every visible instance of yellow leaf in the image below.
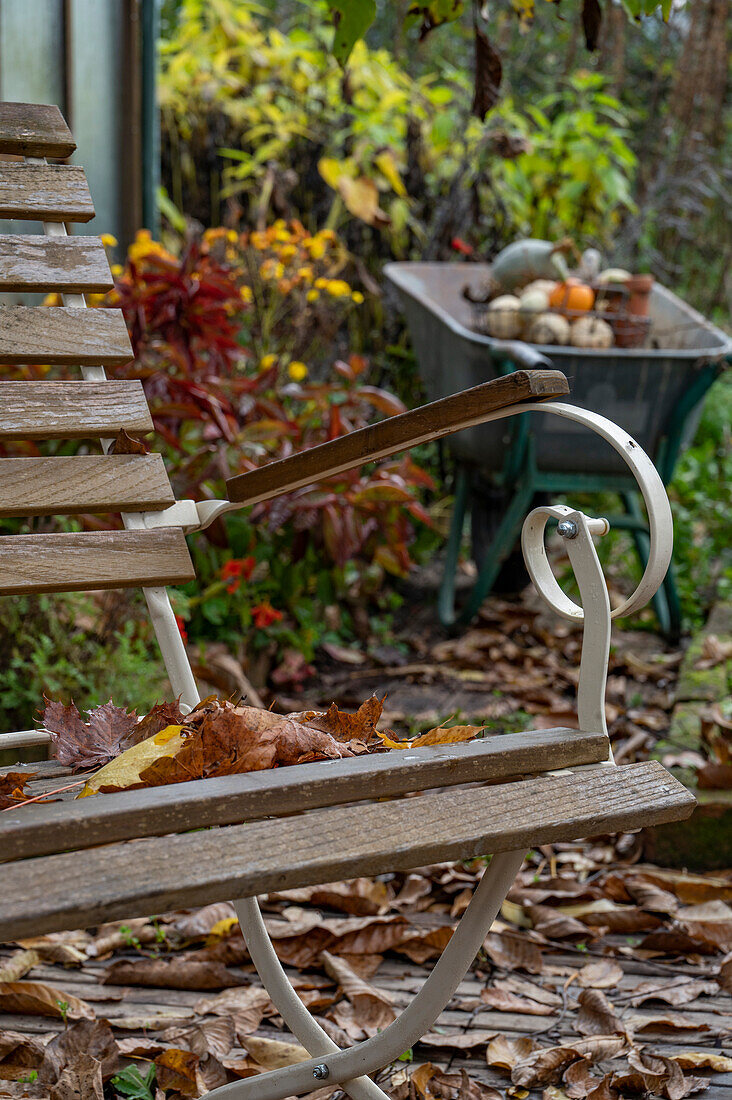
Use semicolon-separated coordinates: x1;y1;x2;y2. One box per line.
244;1036;310;1070
318;155;346;190
410;724;485;747
338;176;391;228
206;917;240;946
376;731;412;750
374;150;406;196
78;725;187;797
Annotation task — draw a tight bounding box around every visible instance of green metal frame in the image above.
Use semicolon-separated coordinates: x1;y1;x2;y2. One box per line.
438;358;724;641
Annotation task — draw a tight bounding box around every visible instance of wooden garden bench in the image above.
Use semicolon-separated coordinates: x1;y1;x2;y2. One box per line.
0;102;695;1100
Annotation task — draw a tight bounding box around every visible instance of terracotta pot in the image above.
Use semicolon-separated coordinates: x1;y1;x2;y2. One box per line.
612;314;651;349
626;274;654;318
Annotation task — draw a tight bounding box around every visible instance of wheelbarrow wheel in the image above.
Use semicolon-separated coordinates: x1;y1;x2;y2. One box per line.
470;477;546;595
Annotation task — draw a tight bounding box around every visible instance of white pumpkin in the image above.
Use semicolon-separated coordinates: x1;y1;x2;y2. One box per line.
484;294;522;339
596;267;631;285
570;316;614;348
521;279;557;298
518;287;550;321
526;311;570;345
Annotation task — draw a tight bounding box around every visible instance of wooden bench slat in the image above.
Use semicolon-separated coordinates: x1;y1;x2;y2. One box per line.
0;234;113;292
0;381;153;439
0;762;694;940
226;370;569;506
0;456;175;517
0;305;131;365
0;529;194;595
0;103;76;159
0;163;94;222
0;728;610;862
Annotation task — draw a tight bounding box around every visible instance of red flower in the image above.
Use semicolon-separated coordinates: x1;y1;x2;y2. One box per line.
221;556;256;593
450;236;473;255
252;601;284;629
175;614;188;643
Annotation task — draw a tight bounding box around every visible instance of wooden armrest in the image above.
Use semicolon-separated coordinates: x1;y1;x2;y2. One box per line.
226;369;568;506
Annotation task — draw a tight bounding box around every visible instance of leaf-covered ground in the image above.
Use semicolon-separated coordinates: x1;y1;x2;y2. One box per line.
0;843;730;1098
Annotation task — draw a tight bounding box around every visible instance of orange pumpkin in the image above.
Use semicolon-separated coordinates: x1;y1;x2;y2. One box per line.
549;279;595;313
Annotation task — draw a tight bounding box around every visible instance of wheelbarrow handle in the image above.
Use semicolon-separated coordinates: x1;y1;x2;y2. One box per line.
490;340;555;371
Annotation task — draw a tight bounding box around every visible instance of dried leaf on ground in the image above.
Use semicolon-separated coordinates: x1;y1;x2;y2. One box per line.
322;949;396;1036
103;957;248;991
49;1052;104;1100
576;960;623;989
0;981;93;1020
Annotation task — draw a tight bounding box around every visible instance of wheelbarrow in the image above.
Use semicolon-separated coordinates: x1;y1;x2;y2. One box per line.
385;262;732;640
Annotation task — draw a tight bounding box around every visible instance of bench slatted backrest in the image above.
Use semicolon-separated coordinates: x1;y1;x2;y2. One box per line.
0;101;195;599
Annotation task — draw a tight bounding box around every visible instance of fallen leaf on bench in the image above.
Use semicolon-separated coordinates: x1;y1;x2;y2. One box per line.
511;1036;628;1088
41;698;140;771
0;981;94;1020
41;1018;119;1083
576;959;623;988
193;986;274;1039
480;987;555;1015
377;723;485;749
0;773;37;810
322;949;396;1036
78;699;366;795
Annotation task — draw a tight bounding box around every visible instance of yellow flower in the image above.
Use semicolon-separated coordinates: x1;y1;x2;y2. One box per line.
273;218;286;230
240;285;253;303
227;229;238;243
314;277;328;289
319;228;336;241
260;354;277;370
111;263;123;276
279;243;297;260
351;291;364;304
274;229;290;243
296;265;314;282
305;238;326;259
288;361;309;382
306;289;319;302
326;279;351;298
250;231;268;250
100;233;118;249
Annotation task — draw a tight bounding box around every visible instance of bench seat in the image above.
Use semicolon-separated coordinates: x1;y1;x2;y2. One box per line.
0;757;693;941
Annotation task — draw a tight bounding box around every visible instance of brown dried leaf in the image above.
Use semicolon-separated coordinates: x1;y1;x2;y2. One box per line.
0;773;37;811
486;1034;537;1072
161;1017;235;1061
670;1051;732;1072
108;428;149;455
40;1019;119;1084
472;26;502;119
0;982;93;1020
512;1038;628;1089
0;1030;45;1078
103;957;247;991
154;1048;199;1097
290;696;383;744
242;1036;310;1071
0;951;39;983
193;986;273;1040
42;697;138;772
481;987;554;1015
576;960;623;989
628;978;719;1007
484;932;543;974
49;1052;104;1100
576;989;625;1036
321;950;396;1036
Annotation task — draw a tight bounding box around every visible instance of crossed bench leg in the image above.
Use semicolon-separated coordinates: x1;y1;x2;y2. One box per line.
207;852;525;1099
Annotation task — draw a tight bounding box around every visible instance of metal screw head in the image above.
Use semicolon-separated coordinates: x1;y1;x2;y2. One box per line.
313;1065;330;1080
557;519;579;539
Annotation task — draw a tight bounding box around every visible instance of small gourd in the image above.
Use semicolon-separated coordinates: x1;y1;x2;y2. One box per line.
521;279;557;298
549;279;595;313
491;239;569;291
526;312;570;345
484;294;522;339
597;268;631;285
570;316;614;349
519;287;551;322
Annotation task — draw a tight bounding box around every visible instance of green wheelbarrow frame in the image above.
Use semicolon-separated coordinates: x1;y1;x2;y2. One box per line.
438;357;724;642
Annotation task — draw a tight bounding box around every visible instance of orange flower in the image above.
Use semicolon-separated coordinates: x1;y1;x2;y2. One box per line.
252;601;284;628
221;556;256;593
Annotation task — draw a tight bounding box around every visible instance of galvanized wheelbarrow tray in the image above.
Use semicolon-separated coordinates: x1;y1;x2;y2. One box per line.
385;262;732;639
